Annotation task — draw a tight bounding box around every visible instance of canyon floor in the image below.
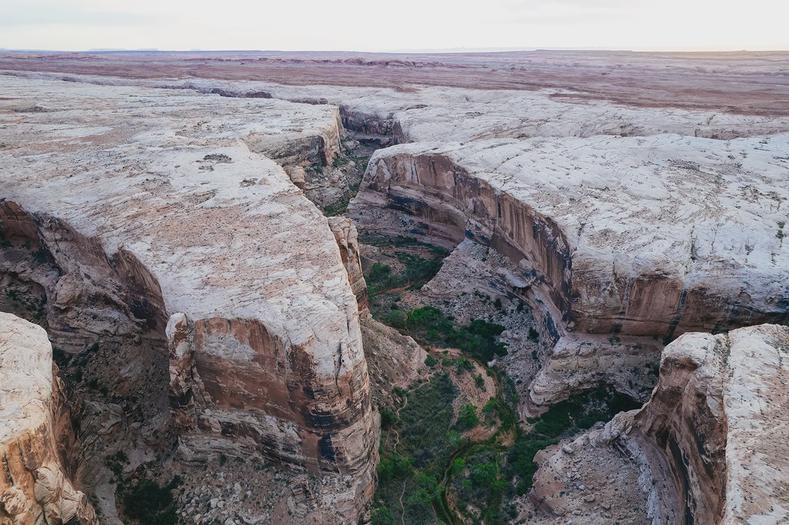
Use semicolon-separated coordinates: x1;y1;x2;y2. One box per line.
0;50;788;525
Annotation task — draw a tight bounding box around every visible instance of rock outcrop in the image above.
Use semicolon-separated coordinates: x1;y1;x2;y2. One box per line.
526;333;661;411
2;60;788;524
349;135;788;412
553;324;789;525
629;324;789;524
359;316;426;408
328;217;368;313
244;108;362;210
352;137;788;338
0;75;377;522
0;312;97;525
522;426;650;524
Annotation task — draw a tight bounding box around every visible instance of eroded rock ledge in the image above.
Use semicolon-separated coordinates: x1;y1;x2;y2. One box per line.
522;324;788;524
0;75;377;522
631;324;788;524
0;312;97;525
353;138;788;337
349;135;789;412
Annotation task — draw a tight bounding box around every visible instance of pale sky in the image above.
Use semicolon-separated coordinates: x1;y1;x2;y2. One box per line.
1;0;787;52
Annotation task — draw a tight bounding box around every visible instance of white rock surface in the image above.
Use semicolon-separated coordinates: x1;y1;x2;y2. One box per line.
0;312;52;448
0;75;376;521
0;312;97;525
590;324;789;525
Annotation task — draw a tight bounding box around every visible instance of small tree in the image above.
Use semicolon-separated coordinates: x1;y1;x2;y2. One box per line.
456;404;479;430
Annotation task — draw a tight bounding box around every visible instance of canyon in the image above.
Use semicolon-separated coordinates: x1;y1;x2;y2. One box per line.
0;50;787;524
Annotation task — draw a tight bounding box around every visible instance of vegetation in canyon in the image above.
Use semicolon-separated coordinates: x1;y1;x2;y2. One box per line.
365;235;640;525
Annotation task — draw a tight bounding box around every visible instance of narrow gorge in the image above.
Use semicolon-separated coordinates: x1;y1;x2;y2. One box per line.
1;50;787;525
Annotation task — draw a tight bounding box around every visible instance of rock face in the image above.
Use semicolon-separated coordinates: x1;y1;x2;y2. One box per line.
2;59;788;524
244;109;363;211
635;324;789;524
0;75;377;521
0;312;97;525
349;135;788;412
352;137;788;339
526;333;661;411
522;324;789;525
359;316;426;407
580;324;789;524
328;217;369;313
522;427;650;524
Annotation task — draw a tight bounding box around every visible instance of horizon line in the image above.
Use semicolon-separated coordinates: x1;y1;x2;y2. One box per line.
2;46;788;55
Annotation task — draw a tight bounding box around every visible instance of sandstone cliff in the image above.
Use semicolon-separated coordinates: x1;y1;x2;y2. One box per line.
352;137;788;338
328;217;369;313
630;324;788;524
522;324;788;524
348;135;788;412
0;312;97;525
0;75;377;522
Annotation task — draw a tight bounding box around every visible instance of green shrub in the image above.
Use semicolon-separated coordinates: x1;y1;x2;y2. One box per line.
371;506;396;525
474;374;486;390
470;461;499;488
456;404;479;431
381;308;407;328
447;430;463;448
380;407;398;429
377;453;412;481
402;307;507;363
121;478;180;525
407;472;440;505
455;358;474;374
424;354;438;367
451;457;466;475
398;373;457;470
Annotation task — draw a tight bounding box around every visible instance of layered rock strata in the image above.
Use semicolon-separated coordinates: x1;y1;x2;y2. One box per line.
8;70;787;413
349;135;789;411
0;75;377;521
534;324;789;525
352;137;788;337
0;312;97;525
628;324;789;524
328;217;369;313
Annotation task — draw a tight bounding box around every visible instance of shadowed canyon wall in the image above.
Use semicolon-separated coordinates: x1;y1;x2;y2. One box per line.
351;150;788;342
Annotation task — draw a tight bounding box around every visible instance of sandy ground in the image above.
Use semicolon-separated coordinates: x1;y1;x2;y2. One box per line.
1;49;788;115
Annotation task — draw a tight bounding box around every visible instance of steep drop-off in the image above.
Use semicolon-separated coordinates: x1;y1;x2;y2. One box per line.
0;312;98;525
0;75;378;523
349;136;788;413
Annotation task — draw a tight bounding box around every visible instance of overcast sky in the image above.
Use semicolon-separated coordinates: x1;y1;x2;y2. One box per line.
1;0;787;52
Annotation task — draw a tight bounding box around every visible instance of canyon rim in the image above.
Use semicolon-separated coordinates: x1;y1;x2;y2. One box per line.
0;40;788;525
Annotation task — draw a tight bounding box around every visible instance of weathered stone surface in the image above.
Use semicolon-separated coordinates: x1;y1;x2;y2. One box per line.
1;58;788;524
0;312;97;525
640;324;789;524
352;136;788;338
519;428;650;524
348;134;788;413
589;324;789;524
328;217;368;313
526;333;661;413
359;316;426;407
0;75;377;521
0;197;172;523
125;76;789;141
520;325;789;525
